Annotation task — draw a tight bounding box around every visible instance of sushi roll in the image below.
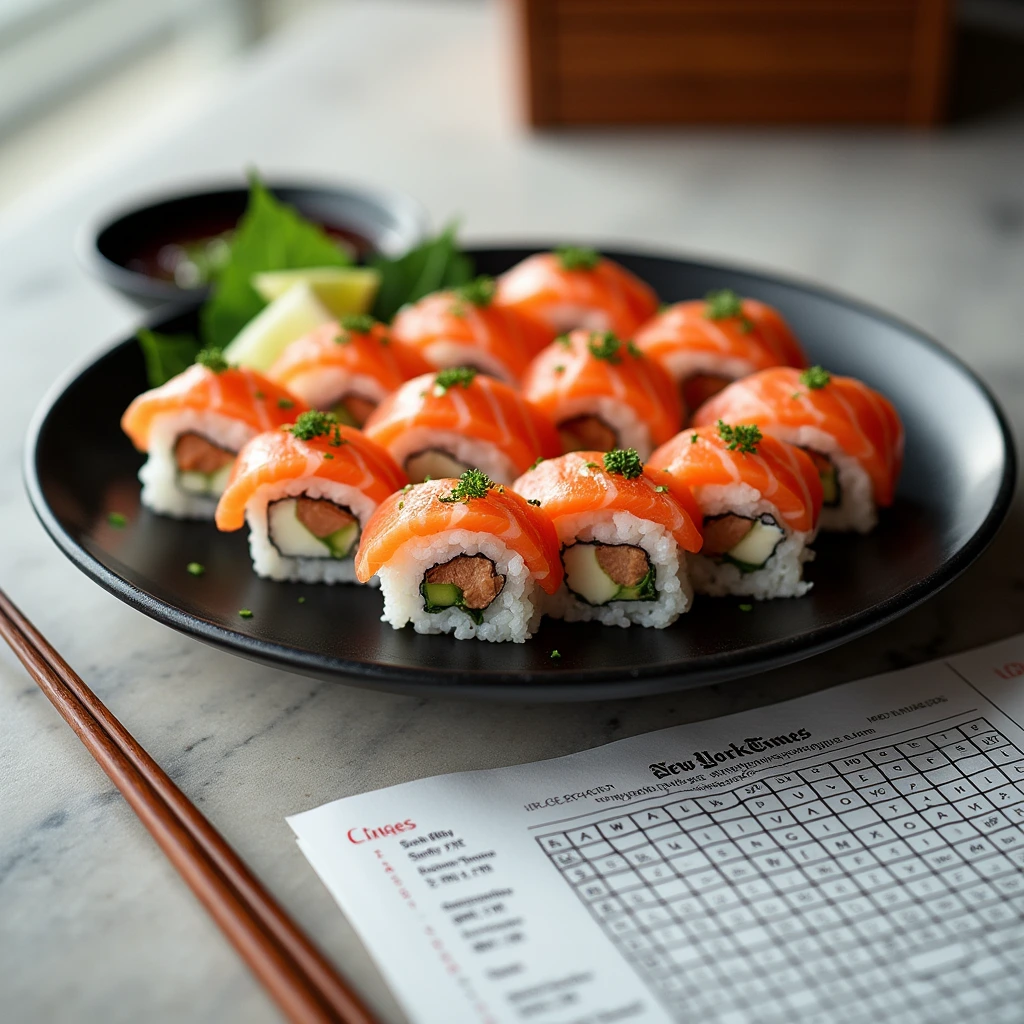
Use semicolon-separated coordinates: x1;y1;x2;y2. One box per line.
215;411;406;584
648;421;823;599
634;290;807;414
522;330;682;459
267;313;431;427
363;366;560;485
354;470;563;642
693;366;903;533
121;349;307;520
391;276;552;384
513;449;703;628
495;247;659;337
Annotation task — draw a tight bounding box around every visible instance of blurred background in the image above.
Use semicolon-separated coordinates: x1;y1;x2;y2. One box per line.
4;0;1024;218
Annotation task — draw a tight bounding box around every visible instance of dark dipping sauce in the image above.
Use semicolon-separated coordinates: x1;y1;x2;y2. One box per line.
128;214;372;288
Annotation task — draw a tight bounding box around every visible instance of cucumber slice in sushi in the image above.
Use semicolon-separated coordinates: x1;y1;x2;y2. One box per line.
267;498;359;559
178;462;234;497
562;542;657;605
703;514;785;573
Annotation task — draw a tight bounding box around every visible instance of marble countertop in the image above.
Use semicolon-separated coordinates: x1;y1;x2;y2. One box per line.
2;2;1024;1021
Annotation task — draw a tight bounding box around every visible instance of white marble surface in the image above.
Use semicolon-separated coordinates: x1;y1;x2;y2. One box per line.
2;2;1024;1021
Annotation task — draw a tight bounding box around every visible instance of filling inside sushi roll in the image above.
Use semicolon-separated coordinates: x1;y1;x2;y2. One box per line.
558;415;618;453
174;432;236;496
268;497;360;560
802;450;841;507
562;542;656;605
420;554;505;624
405;448;473;483
681;372;733;413
702;514;785;573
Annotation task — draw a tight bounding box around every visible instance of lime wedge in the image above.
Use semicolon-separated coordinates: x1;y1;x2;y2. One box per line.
252;267;380;318
224;283;333;371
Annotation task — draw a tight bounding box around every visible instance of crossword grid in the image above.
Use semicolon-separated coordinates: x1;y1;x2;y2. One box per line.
537;719;1024;1024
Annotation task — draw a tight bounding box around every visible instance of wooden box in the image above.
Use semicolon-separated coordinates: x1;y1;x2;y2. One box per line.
512;0;950;126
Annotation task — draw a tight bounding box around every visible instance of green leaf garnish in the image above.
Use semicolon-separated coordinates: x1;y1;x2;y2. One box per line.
550;649;562;659
277;397;295;409
587;332;622;364
454;275;496;308
194;347;229;374
603;448;644;479
200;174;351;348
717;419;762;455
555;247;600;271
739;603;753;612
187;562;205;577
439;469;493;503
655;485;669;493
339;313;376;333
627;340;644;358
239;609;254;619
370;223;474;322
137;328;201;388
291;410;340;441
705;289;753;332
107;512;127;528
799;365;831;390
555;334;572;348
433;366;478;395
529;456;544;470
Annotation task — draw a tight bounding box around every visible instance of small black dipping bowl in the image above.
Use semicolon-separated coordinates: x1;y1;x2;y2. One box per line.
79;180;431;310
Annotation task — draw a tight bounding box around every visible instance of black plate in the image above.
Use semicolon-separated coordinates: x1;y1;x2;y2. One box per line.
26;248;1016;700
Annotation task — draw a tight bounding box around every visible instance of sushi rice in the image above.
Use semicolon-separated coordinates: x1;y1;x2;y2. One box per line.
376;530;541;643
546;511;692;628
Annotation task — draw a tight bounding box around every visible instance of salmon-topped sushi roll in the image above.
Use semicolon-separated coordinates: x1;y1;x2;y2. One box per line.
267;314;430;427
693;366;903;533
635;290;808;414
215;411;406;584
391;277;552;384
363;367;560;485
513;449;703;628
355;471;563;642
495;248;659;337
522;330;682;459
648;422;823;599
121;349;307;520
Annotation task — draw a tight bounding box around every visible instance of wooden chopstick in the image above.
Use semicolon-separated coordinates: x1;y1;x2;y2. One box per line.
0;587;377;1024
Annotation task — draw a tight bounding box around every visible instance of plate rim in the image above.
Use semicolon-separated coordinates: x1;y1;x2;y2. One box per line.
25;245;1018;694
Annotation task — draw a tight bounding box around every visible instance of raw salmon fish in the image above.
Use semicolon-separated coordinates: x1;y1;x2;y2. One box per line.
495;250;659;337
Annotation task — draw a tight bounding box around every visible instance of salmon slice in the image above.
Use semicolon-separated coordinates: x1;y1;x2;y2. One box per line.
122;363;306;452
692;367;903;507
363;370;561;477
634;297;808;412
215;423;406;532
295;497;356;539
522;330;682;458
392;285;553;384
495;251;659;337
425;555;505;609
268;319;431;411
512;451;703;553
702;514;757;556
354;479;564;593
647;426;823;535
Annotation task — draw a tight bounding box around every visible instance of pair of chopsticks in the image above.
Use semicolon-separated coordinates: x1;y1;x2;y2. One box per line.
0;586;377;1024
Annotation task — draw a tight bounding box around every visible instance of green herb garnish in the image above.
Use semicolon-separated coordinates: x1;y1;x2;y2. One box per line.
334;332;352;345
655;485;669;493
529;457;544;470
454;275;496;308
277;397;295;409
433;366;478;395
371;223;474;322
555;247;600;271
291;410;338;441
527;498;542;506
739;603;753;612
717;420;762;455
627;340;644;358
297;596;306;604
137;328;201;388
239;609;254;619
107;512;127;528
587;332;622;364
402;483;413;492
323;453;334;459
555;334;572;348
195;347;229;373
691;433;699;443
554;364;566;374
705;289;752;332
340;313;376;333
550;649;562;660
603;448;644;479
187;562;205;577
255;390;265;399
398;500;405;509
799;366;831;390
200;174;351;349
583;460;599;469
439;469;493;504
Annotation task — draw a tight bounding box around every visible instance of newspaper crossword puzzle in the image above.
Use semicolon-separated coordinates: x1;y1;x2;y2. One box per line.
538;718;1024;1024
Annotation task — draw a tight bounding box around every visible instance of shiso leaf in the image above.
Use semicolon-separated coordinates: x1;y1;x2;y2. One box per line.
138;328;201;388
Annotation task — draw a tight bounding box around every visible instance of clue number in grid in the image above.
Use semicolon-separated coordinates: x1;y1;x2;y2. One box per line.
537;719;1024;1024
